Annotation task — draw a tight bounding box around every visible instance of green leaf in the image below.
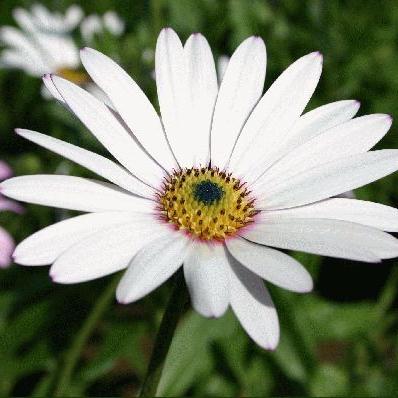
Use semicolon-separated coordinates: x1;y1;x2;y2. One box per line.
309;364;349;396
0;300;50;353
157;310;238;396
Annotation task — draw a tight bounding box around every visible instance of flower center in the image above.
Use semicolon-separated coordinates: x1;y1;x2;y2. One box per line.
56;67;90;85
157;167;258;241
193;180;224;205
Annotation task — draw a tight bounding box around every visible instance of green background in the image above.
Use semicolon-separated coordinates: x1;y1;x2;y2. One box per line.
1;0;398;396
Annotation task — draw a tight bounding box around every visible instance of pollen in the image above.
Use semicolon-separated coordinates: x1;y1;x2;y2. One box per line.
157;167;258;241
56;67;90;85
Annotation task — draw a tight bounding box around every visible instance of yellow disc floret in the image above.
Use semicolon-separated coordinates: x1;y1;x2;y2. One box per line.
57;67;90;85
157;167;258;241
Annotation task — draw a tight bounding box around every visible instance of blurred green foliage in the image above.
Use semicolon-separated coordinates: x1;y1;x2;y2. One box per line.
1;0;398;396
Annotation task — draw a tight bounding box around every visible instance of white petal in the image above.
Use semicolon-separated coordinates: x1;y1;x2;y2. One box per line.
282;100;361;151
260;198;398;232
80;47;176;171
256;150;398;210
156;30;218;167
241;100;360;181
0;49;38;75
42;74;65;102
155;28;186;167
229;257;279;350
103;11;125;36
84;83;113;107
16;129;154;199
116;232;192;303
64;5;83;30
183;33;218;166
50;217;165;283
13;8;37;32
183;243;229;318
14;211;141;266
230;52;322;179
0;27;48;74
34;33;79;71
210;36;266;168
80;15;102;42
50;75;165;188
256;114;392;187
31;4;53;31
217;55;229;84
226;237;313;293
1;175;155;213
242;218;398;262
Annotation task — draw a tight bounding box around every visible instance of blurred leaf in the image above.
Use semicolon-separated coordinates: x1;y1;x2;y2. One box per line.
157;310;238;396
0;300;50;353
309;364;349;396
298;295;379;341
271;327;308;383
215;321;274;396
76;321;148;387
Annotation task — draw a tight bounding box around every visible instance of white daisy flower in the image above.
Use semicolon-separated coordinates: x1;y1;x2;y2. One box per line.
3;28;398;349
0;4;83;79
0;4;123;103
80;11;125;44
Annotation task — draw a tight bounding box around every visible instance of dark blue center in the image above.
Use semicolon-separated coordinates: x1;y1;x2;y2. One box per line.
193;180;224;205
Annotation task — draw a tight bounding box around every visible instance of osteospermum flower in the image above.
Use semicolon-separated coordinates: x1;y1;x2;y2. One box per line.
0;4;123;100
3;28;398;349
0;161;23;268
0;4;83;79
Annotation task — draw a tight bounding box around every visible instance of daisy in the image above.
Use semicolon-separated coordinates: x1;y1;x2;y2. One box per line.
0;4;83;80
3;28;398;349
0;4;123;101
0;161;23;268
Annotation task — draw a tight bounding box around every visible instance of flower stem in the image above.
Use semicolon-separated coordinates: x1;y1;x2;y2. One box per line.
139;270;188;397
54;275;120;397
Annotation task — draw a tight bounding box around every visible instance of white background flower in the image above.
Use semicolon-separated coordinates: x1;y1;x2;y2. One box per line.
2;28;398;349
80;11;125;43
0;4;82;77
0;4;124;102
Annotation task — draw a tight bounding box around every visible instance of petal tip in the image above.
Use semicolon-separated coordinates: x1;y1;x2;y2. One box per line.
316;51;324;62
308;51;323;62
116;294;128;305
265;334;280;351
252;35;266;47
161;26;175;35
42;73;53;83
302;284;314;294
49;272;57;282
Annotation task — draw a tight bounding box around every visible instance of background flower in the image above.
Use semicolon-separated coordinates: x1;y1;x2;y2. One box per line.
0;160;22;268
0;4;82;78
0;1;398;397
80;11;125;43
0;4;124;100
